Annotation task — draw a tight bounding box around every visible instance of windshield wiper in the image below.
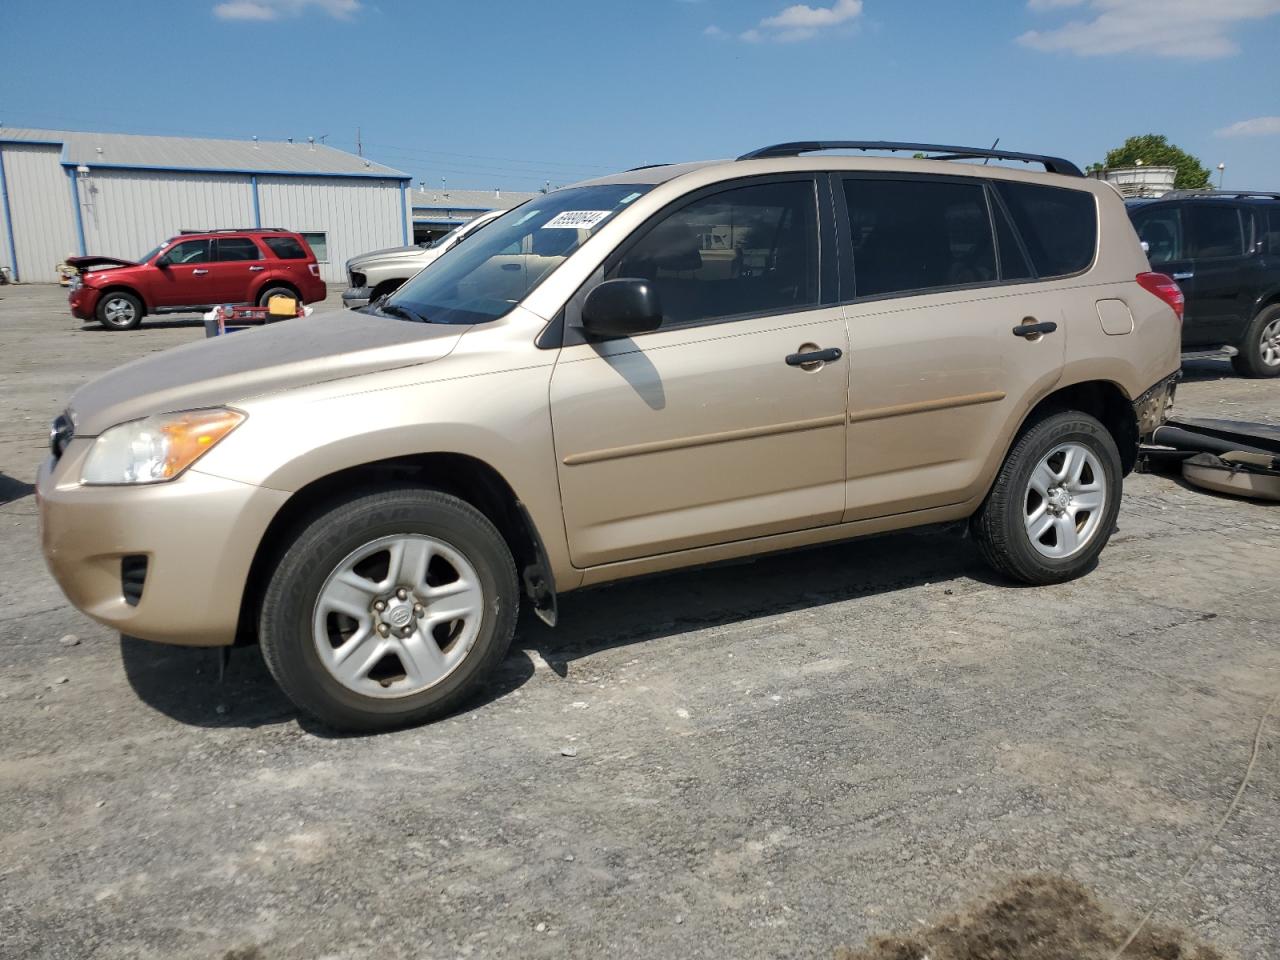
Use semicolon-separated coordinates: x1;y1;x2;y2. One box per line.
379;302;429;323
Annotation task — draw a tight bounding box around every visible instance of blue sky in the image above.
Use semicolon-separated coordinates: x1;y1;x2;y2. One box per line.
2;0;1278;191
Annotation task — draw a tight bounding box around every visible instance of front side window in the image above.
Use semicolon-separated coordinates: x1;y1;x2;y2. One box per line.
844;177;995;298
610;179;819;327
387;183;652;326
1184;205;1244;259
214;237;262;261
995;181;1097;278
1132;206;1183;265
163;239;210;265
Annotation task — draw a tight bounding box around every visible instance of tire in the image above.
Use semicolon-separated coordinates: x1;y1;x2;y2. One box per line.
971;411;1123;585
257;284;300;308
1231;305;1280;378
258;488;519;732
95;291;142;331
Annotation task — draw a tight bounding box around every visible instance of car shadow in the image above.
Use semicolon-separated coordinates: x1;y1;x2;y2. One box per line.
1180;358;1237;383
0;473;35;505
78;317;206;332
121;524;1010;736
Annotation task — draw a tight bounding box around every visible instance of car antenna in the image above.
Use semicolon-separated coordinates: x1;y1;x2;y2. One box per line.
984;137;999;165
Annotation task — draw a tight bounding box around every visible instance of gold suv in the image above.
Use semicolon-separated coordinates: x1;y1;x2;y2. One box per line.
39;141;1182;731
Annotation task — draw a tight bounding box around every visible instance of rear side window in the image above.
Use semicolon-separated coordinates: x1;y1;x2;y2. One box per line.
843;177;995;298
263;236;308;259
214;237;262;261
994;181;1097;278
1268;209;1280;256
612;179;819;327
1131;206;1182;265
1184;205;1244;259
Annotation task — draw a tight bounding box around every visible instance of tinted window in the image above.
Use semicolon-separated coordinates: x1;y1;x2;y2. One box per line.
163;239;210;264
214;237;262;261
1131;206;1183;265
844;177;995;297
992;197;1034;281
995;181;1096;278
264;236;307;259
302;231;328;262
612;180;818;327
1268;209;1280;256
1184;205;1244;259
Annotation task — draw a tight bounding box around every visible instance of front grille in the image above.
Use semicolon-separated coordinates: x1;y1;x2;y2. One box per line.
49;413;73;461
350;270;366;288
121;555;148;607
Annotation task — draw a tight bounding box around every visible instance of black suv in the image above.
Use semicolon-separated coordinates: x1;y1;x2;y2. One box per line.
1129;191;1280;377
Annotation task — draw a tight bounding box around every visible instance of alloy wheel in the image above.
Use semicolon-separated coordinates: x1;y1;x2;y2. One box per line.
1023;441;1108;560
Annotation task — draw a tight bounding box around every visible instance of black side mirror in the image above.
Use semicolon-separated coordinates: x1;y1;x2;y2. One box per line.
581;278;663;339
155;255;171;267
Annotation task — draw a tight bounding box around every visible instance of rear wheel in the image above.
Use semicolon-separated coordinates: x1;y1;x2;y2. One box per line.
96;291;142;330
257;284;300;308
972;411;1122;585
258;488;519;732
1231;305;1280;378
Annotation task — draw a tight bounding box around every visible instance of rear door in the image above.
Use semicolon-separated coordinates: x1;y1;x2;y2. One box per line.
209;236;267;304
549;176;850;567
835;174;1074;520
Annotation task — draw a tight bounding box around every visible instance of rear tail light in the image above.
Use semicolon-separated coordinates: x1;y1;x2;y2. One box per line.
1136;272;1184;322
308;263;320;277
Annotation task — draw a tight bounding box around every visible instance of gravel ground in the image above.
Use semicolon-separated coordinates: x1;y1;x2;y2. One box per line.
1;283;1277;960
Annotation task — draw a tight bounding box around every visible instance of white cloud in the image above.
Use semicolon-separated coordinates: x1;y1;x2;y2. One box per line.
739;0;862;42
213;0;360;21
1216;116;1280;137
704;24;725;36
1018;0;1280;59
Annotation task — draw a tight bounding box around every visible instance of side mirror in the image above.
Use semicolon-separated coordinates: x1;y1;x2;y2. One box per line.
155;255;171;267
581;278;663;339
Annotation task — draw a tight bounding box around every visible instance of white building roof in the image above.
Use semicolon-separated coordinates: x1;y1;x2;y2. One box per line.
0;127;408;179
411;188;539;211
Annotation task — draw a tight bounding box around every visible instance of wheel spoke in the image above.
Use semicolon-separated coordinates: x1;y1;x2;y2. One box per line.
321;571;379;618
387;538;432;591
1027;510;1054;542
422;578;484;623
1029;462;1056;497
1054;514;1079;556
396;630;448;685
1071;489;1105;513
332;632;386;687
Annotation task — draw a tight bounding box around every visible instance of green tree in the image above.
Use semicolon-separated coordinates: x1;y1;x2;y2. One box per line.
1100;134;1210;190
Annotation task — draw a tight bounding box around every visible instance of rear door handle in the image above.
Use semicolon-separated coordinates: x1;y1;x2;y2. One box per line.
248;265;265;272
1171;271;1194;281
1012;321;1057;339
785;346;843;367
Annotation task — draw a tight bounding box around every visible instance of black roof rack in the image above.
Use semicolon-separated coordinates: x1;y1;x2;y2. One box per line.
1160;190;1280;201
626;163;672;172
736;141;1083;177
179;227;292;234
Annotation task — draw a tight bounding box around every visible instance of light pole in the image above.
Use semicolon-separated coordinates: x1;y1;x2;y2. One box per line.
1217;163;1226;190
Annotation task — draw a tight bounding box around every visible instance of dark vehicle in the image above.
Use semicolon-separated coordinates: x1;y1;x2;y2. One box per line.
1129;191;1280;377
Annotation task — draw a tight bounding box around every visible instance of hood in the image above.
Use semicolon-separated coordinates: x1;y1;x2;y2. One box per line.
348;244;432;265
69;307;466;436
67;255;137;271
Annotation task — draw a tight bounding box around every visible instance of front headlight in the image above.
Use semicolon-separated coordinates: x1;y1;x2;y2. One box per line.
81;408;246;485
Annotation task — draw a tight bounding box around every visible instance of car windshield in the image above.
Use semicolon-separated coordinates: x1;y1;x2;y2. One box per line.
382;183;652;325
139;243;166;263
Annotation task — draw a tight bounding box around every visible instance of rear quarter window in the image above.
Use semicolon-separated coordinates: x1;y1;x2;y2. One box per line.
995;181;1097;278
263;236;308;260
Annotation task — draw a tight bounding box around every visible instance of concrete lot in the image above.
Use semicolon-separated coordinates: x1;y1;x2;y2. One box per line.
1;282;1277;959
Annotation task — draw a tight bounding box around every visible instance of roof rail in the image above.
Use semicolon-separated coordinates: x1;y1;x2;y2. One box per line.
1161;190;1280;201
626;163;671;172
736;141;1084;177
180;227;292;234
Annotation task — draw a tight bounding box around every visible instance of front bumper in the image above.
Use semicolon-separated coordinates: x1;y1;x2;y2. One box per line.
68;284;99;320
38;443;289;646
342;286;372;309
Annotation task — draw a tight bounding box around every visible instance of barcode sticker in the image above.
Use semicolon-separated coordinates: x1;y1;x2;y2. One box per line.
542;210;612;230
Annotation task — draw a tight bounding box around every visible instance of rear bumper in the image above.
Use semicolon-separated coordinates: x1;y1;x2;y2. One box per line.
38;445;288;647
342;286;372;309
1134;371;1179;440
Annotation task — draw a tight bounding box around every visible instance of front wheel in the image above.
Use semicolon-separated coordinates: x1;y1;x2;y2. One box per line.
258;488;519;732
257;284;300;308
971;411;1123;585
96;291;142;330
1231;305;1280;378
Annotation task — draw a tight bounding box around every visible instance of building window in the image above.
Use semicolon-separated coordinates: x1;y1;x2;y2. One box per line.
302;232;328;263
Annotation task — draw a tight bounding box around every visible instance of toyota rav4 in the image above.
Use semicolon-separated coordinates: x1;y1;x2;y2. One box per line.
39;141;1182;731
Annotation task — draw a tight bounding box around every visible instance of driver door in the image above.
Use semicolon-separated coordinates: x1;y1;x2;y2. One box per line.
152;238;212;307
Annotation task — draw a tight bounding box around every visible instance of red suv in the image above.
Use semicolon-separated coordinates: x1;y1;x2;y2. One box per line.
68;228;328;330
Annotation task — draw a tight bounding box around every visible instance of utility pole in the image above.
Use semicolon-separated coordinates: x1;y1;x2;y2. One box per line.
356;127;362;157
1217;163;1225;189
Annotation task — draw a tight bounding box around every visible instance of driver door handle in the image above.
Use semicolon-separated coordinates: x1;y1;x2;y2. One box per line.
248;265;265;272
785;346;843;367
192;268;209;276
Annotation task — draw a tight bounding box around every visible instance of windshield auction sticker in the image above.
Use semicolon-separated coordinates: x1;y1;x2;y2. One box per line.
542;210;612;230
